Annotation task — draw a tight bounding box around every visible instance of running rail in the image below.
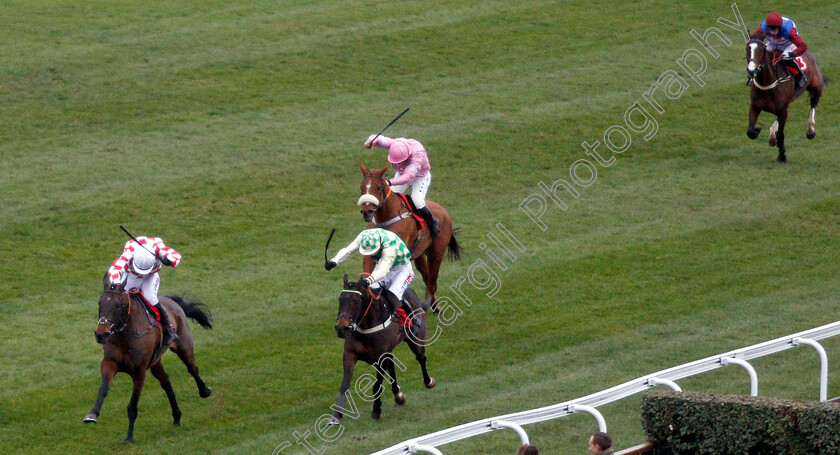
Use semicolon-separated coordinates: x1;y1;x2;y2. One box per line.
370;321;840;455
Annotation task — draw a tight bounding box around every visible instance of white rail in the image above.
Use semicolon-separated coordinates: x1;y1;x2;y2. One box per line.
370;321;840;455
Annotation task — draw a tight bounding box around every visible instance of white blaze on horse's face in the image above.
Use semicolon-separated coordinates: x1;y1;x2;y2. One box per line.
747;42;758;72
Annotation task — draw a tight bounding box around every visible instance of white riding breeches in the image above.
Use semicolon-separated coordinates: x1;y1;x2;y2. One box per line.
766;42;797;56
125;272;161;306
370;263;414;301
391;172;432;209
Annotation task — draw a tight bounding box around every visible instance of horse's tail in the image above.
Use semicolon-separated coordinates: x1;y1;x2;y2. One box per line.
447;227;463;261
165;294;213;329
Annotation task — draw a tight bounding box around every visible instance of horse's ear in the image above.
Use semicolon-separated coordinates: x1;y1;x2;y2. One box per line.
360;162;368;175
376;164;389;176
102;272;110;291
343;273;350;288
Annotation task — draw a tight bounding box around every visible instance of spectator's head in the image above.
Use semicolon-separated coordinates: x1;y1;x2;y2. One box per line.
588;432;612;454
516;444;539;455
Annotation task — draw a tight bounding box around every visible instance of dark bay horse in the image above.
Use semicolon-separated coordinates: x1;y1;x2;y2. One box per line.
84;276;213;443
746;39;824;162
358;163;462;311
332;275;435;422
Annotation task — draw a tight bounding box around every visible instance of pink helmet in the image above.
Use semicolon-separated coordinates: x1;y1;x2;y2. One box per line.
387;140;410;164
766;12;782;27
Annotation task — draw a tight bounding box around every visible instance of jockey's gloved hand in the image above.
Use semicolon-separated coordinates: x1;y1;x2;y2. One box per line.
361;276;374;289
782;52;792;59
325;260;337;271
160;256;173;267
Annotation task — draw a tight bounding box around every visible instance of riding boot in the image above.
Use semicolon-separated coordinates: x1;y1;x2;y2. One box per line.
155;303;179;346
402;300;422;333
417;206;440;239
796;72;807;90
384;291;421;330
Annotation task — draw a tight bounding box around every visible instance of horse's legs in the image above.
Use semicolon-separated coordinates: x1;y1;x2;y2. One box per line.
84;360;118;423
406;334;436;389
150;362;182;426
125;370;148;444
776;109;788;163
768;120;779;147
422;250;444;311
747;103;762;139
371;370;384;420
806;85;821;139
386;358;407;406
333;351;357;420
413;254;431;303
172;343;212;398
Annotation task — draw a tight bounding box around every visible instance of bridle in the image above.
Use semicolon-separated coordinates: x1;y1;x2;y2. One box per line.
97;289;131;335
358;173;392;210
336;282;391;335
747;39;791;90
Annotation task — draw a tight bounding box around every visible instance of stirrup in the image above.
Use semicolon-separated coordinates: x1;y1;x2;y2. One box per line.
162;328;179;345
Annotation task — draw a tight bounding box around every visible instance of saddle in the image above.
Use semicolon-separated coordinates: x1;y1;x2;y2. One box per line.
128;289;161;328
394;192;427;232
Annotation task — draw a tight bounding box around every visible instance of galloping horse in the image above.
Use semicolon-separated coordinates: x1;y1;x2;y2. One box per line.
84;275;213;443
746;39;824;162
357;163;461;310
333;274;435;421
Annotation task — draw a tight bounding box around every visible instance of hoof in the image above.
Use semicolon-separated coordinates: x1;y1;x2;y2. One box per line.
769;137;777;147
747;128;761;139
83;413;98;423
425;377;437;389
806;129;816;139
326;416;341;426
124;438;135;445
777;154;787;163
200;387;212;398
372;411;381;420
395;392;406;406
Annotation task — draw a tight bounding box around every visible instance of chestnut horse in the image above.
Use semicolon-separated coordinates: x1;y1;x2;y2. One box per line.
332;274;435;422
84;276;212;443
357;163;461;310
746;38;824;162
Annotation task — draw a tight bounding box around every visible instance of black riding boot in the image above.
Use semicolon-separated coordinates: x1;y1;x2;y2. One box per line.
384;291;421;331
156;303;179;346
417;206;440;239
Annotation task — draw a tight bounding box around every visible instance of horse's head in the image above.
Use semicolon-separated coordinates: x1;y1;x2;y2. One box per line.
95;278;129;344
335;274;370;338
358;162;391;223
746;39;768;80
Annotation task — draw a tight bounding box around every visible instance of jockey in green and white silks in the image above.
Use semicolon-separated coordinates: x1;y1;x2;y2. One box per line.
325;228;419;327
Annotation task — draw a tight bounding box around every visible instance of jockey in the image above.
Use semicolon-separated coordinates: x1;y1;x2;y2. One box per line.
364;134;440;239
752;12;808;89
325;228;421;330
108;236;182;346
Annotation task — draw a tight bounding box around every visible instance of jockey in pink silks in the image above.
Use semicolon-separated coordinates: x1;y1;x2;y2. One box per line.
107;236;182;345
364;134;440;238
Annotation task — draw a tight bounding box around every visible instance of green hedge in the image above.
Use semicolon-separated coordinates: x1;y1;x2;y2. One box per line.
641;390;840;454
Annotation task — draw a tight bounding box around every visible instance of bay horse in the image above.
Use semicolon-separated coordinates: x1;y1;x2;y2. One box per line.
84;275;213;443
746;38;824;162
358;163;462;311
332;274;435;422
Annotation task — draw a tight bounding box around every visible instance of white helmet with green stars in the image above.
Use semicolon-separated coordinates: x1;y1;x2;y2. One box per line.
358;230;383;256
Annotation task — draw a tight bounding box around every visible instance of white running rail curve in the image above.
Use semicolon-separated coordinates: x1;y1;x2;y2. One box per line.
370;321;840;455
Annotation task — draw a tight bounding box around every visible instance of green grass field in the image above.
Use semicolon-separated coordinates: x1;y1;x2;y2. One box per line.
2;1;839;454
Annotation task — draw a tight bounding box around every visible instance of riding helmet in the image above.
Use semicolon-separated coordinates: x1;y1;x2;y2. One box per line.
131;248;158;275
